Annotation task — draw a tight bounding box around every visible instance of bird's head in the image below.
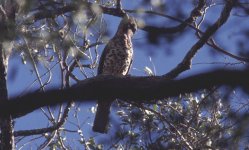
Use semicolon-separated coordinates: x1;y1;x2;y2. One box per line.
117;14;137;37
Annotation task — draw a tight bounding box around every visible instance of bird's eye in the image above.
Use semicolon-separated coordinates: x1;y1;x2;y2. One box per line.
129;24;136;32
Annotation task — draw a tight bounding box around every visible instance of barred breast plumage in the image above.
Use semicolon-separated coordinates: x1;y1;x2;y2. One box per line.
101;36;133;75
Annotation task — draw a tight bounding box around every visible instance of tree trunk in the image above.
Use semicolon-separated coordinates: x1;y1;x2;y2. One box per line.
0;0;17;149
0;48;14;149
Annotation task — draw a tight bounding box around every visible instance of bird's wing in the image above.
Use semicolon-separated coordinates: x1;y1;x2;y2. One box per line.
97;41;111;75
126;56;133;75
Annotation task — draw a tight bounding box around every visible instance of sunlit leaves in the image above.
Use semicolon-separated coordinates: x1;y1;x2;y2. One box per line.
144;66;154;76
113;90;228;149
20;52;27;64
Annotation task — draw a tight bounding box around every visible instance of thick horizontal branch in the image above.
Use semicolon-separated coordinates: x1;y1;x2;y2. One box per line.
0;69;249;118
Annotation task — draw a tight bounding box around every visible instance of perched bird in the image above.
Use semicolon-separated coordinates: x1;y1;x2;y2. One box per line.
92;14;137;133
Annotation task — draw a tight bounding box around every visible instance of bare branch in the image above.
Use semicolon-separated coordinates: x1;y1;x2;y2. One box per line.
164;0;235;79
28;1;205;34
207;38;249;62
136;0;205;34
14;102;71;137
27;2;125;23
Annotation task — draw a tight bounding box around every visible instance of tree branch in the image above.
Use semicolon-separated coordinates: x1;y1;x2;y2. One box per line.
0;69;248;118
27;1;205;34
27;0;248;65
14;102;71;137
0;0;17;149
135;0;205;34
207;38;249;63
27;2;125;23
164;0;235;79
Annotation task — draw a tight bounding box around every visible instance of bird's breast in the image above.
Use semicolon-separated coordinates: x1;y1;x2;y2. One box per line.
102;46;133;75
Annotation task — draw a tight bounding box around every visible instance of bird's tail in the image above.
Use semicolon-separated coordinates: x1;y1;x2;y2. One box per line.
92;99;113;133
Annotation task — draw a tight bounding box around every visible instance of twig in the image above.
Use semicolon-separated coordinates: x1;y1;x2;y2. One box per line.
163;0;236;79
17;135;43;149
130;102;193;149
27;0;249;64
26;1;203;34
194;4;249;63
37;131;57;150
207;38;249;62
132;0;205;34
14;102;72;137
57;131;67;150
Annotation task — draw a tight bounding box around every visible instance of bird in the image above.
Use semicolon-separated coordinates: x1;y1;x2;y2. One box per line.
92;14;137;133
